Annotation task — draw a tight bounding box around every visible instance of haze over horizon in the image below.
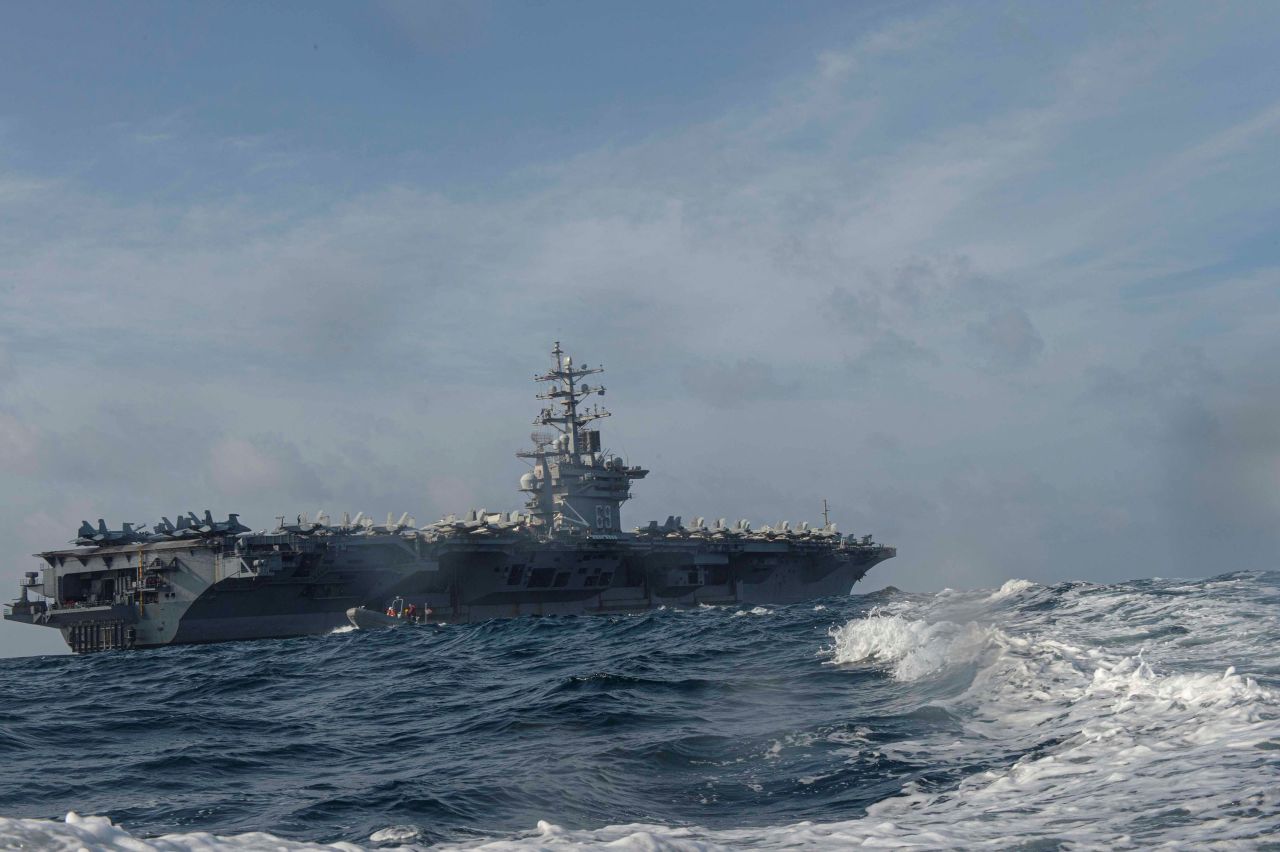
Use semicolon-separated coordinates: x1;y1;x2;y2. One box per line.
3;1;1279;657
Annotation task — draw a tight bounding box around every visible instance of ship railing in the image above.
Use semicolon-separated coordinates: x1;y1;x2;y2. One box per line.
236;533;328;555
124;578;171;595
48;599;118;612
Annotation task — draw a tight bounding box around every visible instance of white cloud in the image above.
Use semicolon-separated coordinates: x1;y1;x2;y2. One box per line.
0;411;40;474
2;1;1279;647
967;307;1044;369
683;358;800;409
209;436;306;497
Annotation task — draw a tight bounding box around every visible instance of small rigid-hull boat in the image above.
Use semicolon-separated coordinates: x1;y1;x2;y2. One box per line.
346;596;433;629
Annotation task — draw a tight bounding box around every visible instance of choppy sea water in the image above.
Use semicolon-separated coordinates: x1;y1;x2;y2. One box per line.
2;572;1279;850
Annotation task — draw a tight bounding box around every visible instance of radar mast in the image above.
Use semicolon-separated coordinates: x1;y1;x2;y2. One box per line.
517;342;647;539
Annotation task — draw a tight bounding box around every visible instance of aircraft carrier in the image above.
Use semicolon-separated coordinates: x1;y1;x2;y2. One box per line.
5;343;894;652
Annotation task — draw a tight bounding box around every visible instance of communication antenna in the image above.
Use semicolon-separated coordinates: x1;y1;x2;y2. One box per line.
822;499;830;528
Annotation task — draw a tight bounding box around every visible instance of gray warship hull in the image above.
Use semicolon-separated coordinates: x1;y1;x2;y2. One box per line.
349;534;893;627
5;523;892;653
6;342;896;653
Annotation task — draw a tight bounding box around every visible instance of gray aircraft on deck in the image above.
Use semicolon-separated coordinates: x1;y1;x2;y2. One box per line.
5;343;894;653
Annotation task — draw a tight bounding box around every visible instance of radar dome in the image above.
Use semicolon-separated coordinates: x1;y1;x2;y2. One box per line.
519;472;539;491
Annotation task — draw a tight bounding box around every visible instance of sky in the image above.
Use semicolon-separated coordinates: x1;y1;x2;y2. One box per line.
2;1;1279;657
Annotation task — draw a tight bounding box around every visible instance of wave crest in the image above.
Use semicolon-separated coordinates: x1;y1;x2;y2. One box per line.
986;577;1037;601
827;610;998;680
0;812;366;851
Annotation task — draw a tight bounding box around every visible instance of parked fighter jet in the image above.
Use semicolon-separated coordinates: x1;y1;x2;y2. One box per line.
73;512;253;544
152;517;195;540
172;510;251;536
203;511;250;535
74;519;149;546
276;511;326;535
374;512;416;534
74;521;97;545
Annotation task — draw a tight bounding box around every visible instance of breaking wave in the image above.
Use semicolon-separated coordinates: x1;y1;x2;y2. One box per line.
826;609;997;680
2;572;1278;849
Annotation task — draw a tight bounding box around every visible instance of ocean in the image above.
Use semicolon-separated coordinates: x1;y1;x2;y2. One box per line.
1;571;1278;850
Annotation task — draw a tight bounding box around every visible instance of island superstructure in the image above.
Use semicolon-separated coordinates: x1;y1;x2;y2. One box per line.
5;343;895;652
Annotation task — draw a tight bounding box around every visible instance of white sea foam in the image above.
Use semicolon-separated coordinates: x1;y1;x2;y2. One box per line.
0;812;365;851
369;825;422;842
827;609;996;680
986;577;1036;601
328;625;357;635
